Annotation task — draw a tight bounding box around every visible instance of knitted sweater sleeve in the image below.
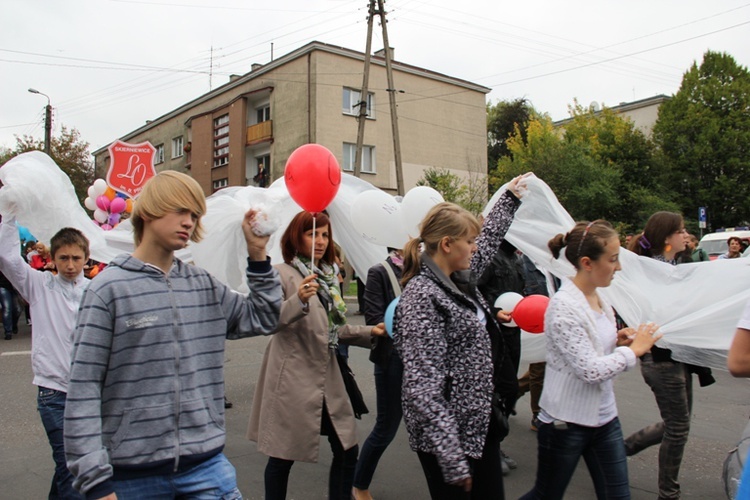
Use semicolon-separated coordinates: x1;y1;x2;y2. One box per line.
546;298;636;384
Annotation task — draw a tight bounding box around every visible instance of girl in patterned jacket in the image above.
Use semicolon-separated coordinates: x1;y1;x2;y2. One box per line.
393;175;525;499
521;220;662;500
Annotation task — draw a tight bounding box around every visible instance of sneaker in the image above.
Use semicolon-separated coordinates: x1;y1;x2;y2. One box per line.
531;414;541;432
26;318;31;326
501;458;510;475
224;397;233;409
501;449;517;470
4;333;12;340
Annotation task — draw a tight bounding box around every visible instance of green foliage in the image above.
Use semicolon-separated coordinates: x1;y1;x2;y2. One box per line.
494;105;679;228
486;98;537;193
654;51;750;230
0;126;93;205
416;167;485;215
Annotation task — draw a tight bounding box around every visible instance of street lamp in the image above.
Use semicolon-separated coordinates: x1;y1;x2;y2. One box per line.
28;88;52;156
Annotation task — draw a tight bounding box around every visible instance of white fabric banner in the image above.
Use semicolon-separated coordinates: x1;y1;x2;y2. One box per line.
1;152;743;369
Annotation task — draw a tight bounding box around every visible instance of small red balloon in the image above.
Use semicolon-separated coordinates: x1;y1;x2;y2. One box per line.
284;144;341;213
512;294;549;334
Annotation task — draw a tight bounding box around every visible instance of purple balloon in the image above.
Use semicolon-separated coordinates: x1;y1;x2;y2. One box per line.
108;213;121;226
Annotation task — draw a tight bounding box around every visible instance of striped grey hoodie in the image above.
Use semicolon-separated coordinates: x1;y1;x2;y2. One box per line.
64;254;282;498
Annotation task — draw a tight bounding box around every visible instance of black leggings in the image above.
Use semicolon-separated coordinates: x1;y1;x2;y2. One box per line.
264;404;359;500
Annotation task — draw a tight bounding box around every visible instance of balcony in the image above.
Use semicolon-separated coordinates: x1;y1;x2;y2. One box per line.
246;120;273;146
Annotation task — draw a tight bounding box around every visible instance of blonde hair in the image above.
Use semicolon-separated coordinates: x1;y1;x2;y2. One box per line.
401;202;481;286
131;171;206;246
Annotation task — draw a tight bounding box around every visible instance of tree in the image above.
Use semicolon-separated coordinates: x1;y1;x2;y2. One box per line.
416;167;485;215
0;126;94;205
493;105;678;229
487;98;537;193
654;51;750;230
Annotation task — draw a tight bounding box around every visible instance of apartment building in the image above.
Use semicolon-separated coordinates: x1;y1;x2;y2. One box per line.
554;94;671;137
92;41;491;195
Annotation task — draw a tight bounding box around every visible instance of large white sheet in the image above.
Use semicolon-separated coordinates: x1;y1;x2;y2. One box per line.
0;152;742;370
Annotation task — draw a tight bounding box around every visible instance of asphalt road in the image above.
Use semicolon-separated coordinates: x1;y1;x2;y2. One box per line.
1;310;749;499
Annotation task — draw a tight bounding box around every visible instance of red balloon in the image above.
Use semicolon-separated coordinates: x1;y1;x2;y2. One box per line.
512;294;550;334
284;144;341;213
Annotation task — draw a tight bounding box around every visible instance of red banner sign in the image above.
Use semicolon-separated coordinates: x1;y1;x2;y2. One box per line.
106;140;157;199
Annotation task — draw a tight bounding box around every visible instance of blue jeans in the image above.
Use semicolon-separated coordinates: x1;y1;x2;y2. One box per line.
521;417;630;500
353;354;404;490
0;286;19;335
37;387;83;500
113;453;242;499
624;355;692;499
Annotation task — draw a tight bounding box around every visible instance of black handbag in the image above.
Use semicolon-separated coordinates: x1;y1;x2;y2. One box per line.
491;391;511;441
335;351;369;419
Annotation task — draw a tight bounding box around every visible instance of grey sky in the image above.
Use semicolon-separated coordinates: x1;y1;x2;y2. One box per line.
2;0;748;153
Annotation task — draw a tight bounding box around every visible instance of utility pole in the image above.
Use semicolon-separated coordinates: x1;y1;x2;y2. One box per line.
28;88;52;155
355;0;404;195
376;0;404;195
353;0;375;178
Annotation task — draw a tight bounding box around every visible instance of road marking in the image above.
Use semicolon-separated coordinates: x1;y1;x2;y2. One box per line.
1;351;31;356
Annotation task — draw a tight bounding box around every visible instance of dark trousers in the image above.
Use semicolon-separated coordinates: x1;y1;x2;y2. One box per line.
624;355;692;499
416;418;504;500
517;362;546;415
37;387;83;499
521;417;629;500
353;354;404;489
265;405;358;500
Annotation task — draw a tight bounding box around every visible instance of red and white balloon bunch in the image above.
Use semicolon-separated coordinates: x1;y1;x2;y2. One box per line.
83;179;133;230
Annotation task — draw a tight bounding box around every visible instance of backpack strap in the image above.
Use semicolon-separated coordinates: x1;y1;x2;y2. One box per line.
381;260;402;297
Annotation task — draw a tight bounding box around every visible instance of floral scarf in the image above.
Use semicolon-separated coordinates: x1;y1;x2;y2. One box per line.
292;255;348;348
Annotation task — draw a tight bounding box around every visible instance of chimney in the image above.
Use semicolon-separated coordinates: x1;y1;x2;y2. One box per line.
374;47;394;60
251;63;263;72
229;74;241;82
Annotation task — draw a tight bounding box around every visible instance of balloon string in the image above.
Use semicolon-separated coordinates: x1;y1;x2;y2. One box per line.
310;213;317;273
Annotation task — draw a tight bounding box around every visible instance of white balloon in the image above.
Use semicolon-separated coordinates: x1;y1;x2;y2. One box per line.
400;186;444;239
87;185;97;199
350;190;409;249
93;178;108;196
93;208;109;224
494;291;523;327
84;197;97;211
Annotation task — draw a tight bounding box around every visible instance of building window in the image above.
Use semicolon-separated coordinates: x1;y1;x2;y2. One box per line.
257;105;270;123
155;144;165;164
342;143;375;173
171;136;184;159
342;88;374;118
212;178;228;192
213;114;229;168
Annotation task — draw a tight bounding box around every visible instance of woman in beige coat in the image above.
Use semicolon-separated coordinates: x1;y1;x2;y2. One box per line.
248;210;385;500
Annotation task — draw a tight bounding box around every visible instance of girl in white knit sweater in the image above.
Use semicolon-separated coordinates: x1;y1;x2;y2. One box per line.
521;220;662;500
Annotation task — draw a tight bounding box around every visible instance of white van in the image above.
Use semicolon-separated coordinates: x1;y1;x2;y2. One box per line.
699;229;750;260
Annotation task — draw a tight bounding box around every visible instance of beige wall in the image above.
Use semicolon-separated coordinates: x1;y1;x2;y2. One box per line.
93;43;490;198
